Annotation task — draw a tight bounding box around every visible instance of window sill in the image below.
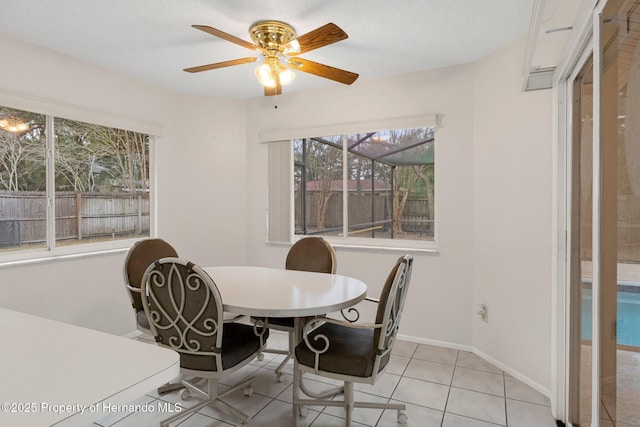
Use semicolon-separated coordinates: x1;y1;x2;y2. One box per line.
328;242;439;254
0;239;138;268
267;237;439;255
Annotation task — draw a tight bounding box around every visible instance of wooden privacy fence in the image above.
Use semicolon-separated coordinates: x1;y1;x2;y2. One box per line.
295;192;434;236
0;191;149;247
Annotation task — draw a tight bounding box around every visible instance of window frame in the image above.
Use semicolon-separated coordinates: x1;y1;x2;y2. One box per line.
264;114;441;253
0;90;161;266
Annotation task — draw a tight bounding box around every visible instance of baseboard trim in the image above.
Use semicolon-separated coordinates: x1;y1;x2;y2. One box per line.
396;333;550;398
396;334;474;353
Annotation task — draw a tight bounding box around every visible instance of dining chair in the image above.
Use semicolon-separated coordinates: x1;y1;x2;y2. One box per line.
123;238;190;396
141;257;268;427
257;236;336;382
123;238;178;335
293;255;413;426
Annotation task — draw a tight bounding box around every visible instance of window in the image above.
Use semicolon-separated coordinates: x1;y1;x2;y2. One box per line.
265;115;440;248
0;105;151;253
292;126;435;245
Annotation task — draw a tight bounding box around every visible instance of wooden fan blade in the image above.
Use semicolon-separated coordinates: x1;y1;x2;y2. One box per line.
264;72;282;96
288;57;358;85
184;57;258;73
192;25;259;51
285;23;348;55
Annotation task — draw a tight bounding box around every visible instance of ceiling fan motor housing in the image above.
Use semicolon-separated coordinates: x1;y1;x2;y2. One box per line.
249;21;296;51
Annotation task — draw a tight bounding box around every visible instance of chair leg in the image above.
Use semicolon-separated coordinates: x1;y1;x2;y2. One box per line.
160;377;254;427
157;381;184;395
274;332;294;381
160;381;211;427
344;382;354;427
157;375;203;395
208;379;251;425
219;375;255;399
295;377;408;427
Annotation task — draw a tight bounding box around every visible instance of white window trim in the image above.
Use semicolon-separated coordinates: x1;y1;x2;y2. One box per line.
259;114;442;142
0;88;164;136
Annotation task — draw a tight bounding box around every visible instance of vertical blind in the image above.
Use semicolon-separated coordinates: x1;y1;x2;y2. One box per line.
267;140;291;243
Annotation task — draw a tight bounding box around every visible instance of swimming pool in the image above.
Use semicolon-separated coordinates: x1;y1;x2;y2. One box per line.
582;287;640;347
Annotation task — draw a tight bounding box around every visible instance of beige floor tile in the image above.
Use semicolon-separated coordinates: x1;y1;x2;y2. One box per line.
446;388;506;425
505;399;556;427
404;358;455;385
414;344;459;365
456;352;503;375
386;354;410;376
453;367;505;397
354;372;401;398
391;340;418;357
391;377;449;410
378;400;443;427
504;375;548;406
442;412;504;426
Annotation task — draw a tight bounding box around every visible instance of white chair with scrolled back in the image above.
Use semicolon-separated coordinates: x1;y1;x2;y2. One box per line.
294;255;413;426
141;257;268;426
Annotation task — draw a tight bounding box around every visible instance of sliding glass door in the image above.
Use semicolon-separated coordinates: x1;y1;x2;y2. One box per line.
567;1;640;425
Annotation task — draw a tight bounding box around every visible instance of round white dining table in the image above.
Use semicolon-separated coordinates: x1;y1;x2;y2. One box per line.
203;266;368;318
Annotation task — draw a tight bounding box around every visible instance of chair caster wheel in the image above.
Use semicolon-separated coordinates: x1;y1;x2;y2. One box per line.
299;405;309;417
276;372;286;382
397;410;408;424
243;387;253;397
180;389;191;400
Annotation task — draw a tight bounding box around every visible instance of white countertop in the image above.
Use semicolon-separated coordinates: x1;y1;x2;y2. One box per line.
0;308;179;427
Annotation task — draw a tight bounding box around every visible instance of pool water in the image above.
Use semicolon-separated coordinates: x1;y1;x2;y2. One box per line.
582;288;640;347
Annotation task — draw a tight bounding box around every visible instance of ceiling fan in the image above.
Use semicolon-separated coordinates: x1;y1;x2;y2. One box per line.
184;21;359;96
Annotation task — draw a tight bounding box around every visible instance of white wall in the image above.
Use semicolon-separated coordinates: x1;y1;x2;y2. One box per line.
0;34;248;334
156;94;248;268
472;39;553;391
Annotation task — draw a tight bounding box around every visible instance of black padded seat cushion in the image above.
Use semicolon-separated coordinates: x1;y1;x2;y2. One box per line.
295;322;390;378
180;323;268;372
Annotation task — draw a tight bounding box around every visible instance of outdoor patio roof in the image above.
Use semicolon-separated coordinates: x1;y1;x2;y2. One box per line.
311;129;434;167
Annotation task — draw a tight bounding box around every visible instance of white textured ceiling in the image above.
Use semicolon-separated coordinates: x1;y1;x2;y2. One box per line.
0;0;534;99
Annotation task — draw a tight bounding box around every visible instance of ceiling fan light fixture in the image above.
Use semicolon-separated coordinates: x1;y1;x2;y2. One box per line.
255;63;276;87
0;117;29;133
282;39;300;55
254;61;295;88
277;63;295;85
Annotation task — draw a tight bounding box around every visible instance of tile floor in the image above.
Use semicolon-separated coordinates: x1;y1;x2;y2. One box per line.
90;331;557;427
